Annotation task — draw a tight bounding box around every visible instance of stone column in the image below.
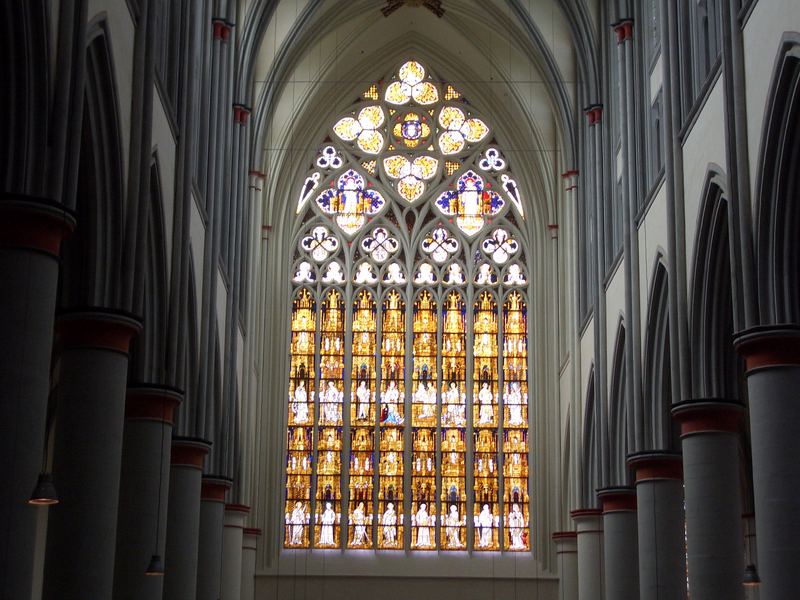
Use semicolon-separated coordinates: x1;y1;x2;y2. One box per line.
570;509;604;600
221;504;249;600
597;487;638;600
628;451;686;600
552;531;579;600
735;326;800;600
672;399;745;600
113;385;183;599
163;437;211;600
42;309;142;600
241;528;260;600
0;194;75;600
197;476;232;600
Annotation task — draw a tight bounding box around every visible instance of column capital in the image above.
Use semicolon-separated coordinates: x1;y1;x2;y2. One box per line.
584;105;603;125
552;531;578;553
125;384;183;424
56;308;142;354
570;508;603;532
597;486;637;513
671;398;745;436
734;325;800;370
243;527;262;537
201;475;233;502
233;104;251;125
224;504;250;528
627;451;683;483
212;18;232;42
0;194;76;257
612;18;634;44
171;436;212;468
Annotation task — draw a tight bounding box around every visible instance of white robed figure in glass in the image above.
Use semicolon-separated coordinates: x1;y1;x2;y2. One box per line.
321;381;342;423
478;382;494;424
478;504;494;548
506;381;524;426
355;380;370;420
351;501;368;546
415;503;432;547
292;380;309;423
508;503;525;549
382;502;397;546
446;504;462;548
290;501;306;545
320;502;336;546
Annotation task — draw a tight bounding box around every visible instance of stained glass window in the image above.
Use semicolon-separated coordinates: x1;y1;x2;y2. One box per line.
286;59;531;553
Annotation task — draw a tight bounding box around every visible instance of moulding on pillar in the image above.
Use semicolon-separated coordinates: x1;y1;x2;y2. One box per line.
56;308;142;354
584;105;604;126
733;325;800;370
612;19;634;44
171;436;212;469
201;476;233;503
627;451;683;483
597;487;637;513
671;398;745;436
224;504;251;529
212;18;231;42
243;527;262;537
125;384;184;424
0;194;76;257
233;104;251;125
570;508;604;531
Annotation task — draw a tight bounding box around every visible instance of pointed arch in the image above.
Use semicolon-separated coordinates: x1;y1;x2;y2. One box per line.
59;22;124;309
608;319;630;485
643;258;679;450
581;367;600;508
689;168;739;398
755;35;800;325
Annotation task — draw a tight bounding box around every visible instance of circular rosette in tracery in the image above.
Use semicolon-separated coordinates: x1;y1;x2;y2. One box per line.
437;106;489;155
360;227;400;263
333;105;385;155
382;155;439;202
384;60;440;106
391;111;433;149
300;225;340;262
315;170;386;236
421;227;460;264
481;228;519;264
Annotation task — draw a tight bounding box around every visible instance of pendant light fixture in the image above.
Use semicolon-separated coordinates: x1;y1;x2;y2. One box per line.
29;393;59;505
145;394;167;576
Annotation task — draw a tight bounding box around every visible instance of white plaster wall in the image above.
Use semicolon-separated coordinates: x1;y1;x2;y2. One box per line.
743;0;800;204
681;74;726;278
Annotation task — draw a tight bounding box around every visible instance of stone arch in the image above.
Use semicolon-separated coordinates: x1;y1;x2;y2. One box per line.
755;34;800;325
608;319;630;485
581;368;600;508
642;257;679;450
59;23;124;309
689;168;739;399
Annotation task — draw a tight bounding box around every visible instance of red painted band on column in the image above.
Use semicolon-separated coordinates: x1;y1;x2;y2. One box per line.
57;312;142;353
126;387;183;424
597;488;637;513
225;503;251;515
628;454;683;483
201;478;232;502
243;527;262;537
570;508;603;522
171;440;210;468
561;170;579;179
673;406;743;436
0;199;76;257
734;328;800;370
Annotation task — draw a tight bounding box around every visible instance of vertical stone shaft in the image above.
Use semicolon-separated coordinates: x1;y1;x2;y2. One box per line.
163;437;211;600
42;309;142;600
221;504;249;600
597;487;639;600
0;196;74;600
628;451;687;600
197;476;232;600
113;385;183;599
672;399;745;600
552;531;579;600
571;509;604;600
241;528;260;600
735;327;800;600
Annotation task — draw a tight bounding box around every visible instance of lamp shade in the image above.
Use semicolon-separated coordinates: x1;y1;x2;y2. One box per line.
145;554;164;576
28;473;58;505
742;564;760;587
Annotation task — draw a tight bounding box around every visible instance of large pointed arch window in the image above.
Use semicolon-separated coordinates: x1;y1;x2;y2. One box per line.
285;60;531;553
